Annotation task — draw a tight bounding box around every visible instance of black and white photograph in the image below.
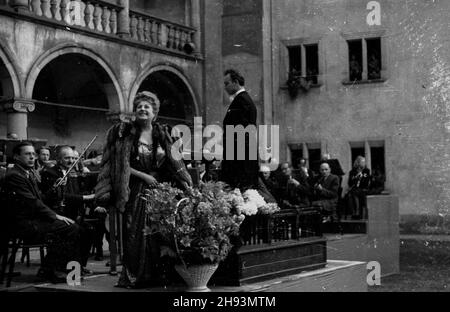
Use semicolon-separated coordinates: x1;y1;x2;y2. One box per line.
0;0;449;298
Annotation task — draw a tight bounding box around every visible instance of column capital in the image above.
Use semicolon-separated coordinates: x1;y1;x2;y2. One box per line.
106;111;134;124
0;98;35;113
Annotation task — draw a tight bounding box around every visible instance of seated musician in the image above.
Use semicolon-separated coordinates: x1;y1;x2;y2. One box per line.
312;162;340;223
257;164;277;203
2;142;81;283
277;162;311;208
346;156;371;219
40;145;97;274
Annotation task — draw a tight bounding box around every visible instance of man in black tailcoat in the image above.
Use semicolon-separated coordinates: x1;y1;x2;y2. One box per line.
221;69;258;190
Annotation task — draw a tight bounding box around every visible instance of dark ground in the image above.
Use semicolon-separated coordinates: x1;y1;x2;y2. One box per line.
369;237;450;292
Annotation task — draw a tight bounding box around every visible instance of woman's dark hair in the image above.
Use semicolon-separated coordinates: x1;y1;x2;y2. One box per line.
224;69;245;86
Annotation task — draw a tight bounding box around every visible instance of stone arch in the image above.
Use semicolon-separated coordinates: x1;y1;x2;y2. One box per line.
0;42;22;98
25;43;124;111
129;64;200;118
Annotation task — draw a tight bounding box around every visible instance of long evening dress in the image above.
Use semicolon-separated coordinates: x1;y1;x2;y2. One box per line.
117;141;167;288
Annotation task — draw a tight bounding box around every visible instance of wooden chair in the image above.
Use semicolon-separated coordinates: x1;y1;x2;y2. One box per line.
0;238;46;288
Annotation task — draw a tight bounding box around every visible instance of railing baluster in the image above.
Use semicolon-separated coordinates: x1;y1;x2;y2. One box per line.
50;0;59;20
137;16;144;41
101;6;110;33
60;0;69;23
93;3;102;32
152;21;158;45
110;8;117;34
130;14;138;40
31;0;43;16
157;22;163;46
83;1;92;29
144;18;151;43
41;0;51;18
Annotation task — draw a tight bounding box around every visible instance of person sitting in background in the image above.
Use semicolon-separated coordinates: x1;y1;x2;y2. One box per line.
2;142;81;283
312;162;339;223
35;147;52;173
368;166;386;195
346;156;371;219
277;162;311;208
298;157;314;183
40;145;97;274
257;165;277;204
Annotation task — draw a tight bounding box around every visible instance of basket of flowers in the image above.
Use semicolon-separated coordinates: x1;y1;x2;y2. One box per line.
142;181;248;291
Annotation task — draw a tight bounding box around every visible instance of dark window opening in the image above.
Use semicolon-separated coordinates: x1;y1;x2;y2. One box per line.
348;40;362;81
308;148;322;173
305;44;319;84
370;146;385;175
290;149;304;169
366;38;382;80
351;147;365;165
288;46;302;75
370;145;385;193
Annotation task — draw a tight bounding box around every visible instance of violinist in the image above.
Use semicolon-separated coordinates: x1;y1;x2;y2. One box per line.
346;156;371;220
40;145;96;275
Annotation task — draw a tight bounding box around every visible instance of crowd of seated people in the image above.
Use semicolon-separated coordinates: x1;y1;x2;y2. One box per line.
0;142;107;283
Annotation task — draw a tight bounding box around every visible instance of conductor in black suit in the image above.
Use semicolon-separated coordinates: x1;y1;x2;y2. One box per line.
221;69;258;190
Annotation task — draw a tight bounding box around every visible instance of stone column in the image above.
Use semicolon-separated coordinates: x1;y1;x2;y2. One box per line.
9;0;30;12
117;0;130;38
1;99;35;140
190;0;202;56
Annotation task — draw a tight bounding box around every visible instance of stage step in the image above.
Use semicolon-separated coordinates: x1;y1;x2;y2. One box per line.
322;220;367;234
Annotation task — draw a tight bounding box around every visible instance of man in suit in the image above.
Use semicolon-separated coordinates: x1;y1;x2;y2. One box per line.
40;146;96;274
2;142;81;283
221;69;258;190
278;162;311;208
312;162;340;222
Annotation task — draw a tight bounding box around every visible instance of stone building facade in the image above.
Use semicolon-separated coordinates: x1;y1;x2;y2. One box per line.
0;0;205;153
215;0;450;221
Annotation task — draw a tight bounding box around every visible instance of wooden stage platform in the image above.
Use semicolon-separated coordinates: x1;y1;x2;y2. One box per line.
33;260;367;292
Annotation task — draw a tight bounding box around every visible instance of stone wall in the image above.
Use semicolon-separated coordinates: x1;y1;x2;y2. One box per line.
269;0;450;217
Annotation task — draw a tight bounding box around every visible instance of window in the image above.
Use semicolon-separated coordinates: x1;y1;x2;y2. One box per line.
305;44;319;84
348;40;363;81
287;43;319;84
367;38;382;80
289;142;321;170
346;37;382;82
288;46;302;74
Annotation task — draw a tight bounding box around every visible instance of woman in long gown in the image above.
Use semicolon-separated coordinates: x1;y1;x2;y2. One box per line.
95;91;192;288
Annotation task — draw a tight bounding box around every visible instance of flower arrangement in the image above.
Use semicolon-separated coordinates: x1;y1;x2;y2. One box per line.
142;182;280;268
240;189;280;216
142;182;246;265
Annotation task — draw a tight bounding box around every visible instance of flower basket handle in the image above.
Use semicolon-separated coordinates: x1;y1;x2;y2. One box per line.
173;197;190;271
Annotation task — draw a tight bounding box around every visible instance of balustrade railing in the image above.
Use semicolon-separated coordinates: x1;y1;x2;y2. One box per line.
239;207;323;247
17;0;121;35
129;9;196;53
1;1;198;55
